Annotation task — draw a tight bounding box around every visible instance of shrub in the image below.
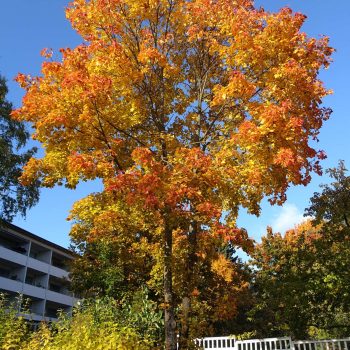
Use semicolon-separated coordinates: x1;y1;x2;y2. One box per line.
0;294;30;350
0;293;156;349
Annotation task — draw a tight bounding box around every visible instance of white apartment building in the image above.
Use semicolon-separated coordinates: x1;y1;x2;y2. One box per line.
0;221;78;322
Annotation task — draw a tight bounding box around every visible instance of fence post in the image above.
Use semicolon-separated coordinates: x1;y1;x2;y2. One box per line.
291;338;296;350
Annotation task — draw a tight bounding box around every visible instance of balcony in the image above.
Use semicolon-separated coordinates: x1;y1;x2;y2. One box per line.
29;242;51;263
25;268;48;289
0;258;26;282
0;231;29;256
22;283;46;299
51;251;70;271
0;276;23;293
0;245;28;266
46;288;75;307
48;275;72;295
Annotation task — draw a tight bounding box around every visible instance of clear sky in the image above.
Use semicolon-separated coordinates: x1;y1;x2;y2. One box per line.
1;0;349;248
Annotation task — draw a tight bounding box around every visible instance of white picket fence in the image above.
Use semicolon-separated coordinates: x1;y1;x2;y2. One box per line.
194;336;236;349
236;337;293;350
294;339;350;350
193;337;350;350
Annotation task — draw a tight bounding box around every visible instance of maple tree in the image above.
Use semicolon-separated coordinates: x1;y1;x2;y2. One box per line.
69;201;252;345
13;0;333;348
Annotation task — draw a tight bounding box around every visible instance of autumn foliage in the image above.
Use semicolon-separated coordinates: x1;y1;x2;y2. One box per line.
13;0;332;348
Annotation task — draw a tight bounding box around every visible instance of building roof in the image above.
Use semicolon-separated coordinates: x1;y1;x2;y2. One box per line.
0;220;74;257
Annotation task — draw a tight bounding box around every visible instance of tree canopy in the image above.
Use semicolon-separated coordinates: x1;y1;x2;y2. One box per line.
306;160;350;229
13;1;333;348
250;162;350;339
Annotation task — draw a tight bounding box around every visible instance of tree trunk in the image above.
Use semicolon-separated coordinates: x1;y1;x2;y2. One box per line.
179;296;190;349
164;223;177;350
179;220;198;349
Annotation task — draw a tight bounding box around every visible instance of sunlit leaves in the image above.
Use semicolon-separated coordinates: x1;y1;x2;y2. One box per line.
13;0;333;344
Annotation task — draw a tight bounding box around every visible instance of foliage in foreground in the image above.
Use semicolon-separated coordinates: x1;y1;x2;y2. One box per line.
0;294;157;350
0;295;29;350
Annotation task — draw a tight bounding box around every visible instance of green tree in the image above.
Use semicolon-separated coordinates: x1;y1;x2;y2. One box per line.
69;236;154;299
306;160;350;228
0;75;39;221
250;222;325;339
304;161;350;337
250;218;350;338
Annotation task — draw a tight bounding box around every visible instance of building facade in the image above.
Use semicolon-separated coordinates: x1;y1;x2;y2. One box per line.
0;221;78;322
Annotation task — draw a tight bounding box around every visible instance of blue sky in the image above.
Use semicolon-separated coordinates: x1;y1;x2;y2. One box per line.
1;0;350;248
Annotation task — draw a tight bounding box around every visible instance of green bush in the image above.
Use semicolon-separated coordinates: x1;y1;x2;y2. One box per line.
0;293;158;349
0;294;30;350
23;314;152;350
